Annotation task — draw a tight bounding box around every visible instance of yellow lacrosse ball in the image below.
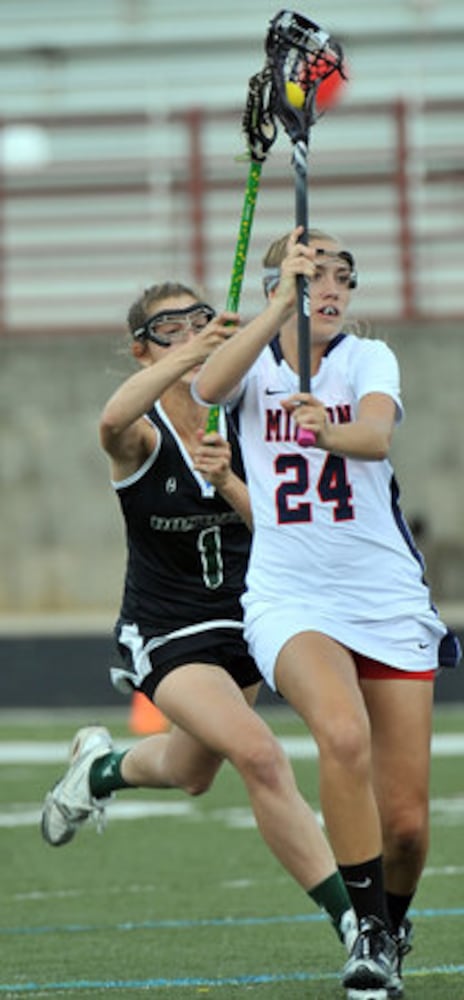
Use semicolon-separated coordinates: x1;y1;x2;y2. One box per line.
285;80;305;109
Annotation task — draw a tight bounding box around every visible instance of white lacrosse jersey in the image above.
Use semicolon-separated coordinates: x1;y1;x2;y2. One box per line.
230;332;447;681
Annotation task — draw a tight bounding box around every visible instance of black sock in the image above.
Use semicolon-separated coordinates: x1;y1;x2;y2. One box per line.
339;856;390;927
385;891;414;934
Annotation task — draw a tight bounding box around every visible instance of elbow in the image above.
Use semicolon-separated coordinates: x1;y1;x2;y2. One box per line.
99;408;121;448
193;368;240;408
373;431;392;461
191;373;216;407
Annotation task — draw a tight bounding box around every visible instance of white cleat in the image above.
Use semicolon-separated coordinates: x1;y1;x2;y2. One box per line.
41;725;113;846
340;907;358;954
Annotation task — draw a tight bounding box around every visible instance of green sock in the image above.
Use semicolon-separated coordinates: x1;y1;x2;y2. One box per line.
89;751;132;799
308;871;353;941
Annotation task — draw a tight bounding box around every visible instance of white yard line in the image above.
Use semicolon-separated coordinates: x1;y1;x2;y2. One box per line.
0;734;462;830
0;732;463;763
1;796;464;832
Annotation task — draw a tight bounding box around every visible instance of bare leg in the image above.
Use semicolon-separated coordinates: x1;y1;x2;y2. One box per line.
42;664;353;940
143;663;339;892
275;632;382;863
361;676;433;896
121;682;260;793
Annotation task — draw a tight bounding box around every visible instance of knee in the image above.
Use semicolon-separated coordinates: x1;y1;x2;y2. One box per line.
232;733;288;792
183;775;215;797
383;802;428;859
180;763;220;797
181;769;218;796
317;712;371;776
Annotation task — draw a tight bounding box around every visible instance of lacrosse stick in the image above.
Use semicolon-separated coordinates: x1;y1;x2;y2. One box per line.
266;9;345;446
206;65;277;433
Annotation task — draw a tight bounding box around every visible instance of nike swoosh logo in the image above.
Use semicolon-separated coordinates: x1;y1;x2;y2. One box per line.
265;388;285;395
344;877;372;890
418;642;429;649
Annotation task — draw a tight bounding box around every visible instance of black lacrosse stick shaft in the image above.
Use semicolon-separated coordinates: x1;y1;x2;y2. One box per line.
293;137;310;392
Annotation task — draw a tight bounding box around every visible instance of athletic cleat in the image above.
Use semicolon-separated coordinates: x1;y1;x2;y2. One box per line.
387;917;413;999
340;907;358;954
41;725;113;846
397;916;413;962
343;915;398;999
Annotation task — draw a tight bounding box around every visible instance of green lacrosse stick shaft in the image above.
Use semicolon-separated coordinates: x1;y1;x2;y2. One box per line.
225;159;263;311
205;158;263;433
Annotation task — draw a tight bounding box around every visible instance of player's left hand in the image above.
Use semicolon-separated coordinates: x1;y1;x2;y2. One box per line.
193;431;233;489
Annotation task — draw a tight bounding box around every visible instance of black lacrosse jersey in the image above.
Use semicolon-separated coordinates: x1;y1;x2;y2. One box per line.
113;402;251;635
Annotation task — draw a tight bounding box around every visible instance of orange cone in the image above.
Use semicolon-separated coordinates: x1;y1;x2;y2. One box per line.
128;691;170;735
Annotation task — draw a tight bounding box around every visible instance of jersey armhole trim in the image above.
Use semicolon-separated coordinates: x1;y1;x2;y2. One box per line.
111;434;161;490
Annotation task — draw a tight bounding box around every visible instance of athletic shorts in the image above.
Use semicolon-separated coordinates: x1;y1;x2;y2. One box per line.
243;599;450;692
110;620;261;699
354;652;434;681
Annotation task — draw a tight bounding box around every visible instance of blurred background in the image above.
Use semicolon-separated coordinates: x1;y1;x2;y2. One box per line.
1;0;463;706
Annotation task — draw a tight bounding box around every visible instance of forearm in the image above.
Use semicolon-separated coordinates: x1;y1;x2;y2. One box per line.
321;419;393;460
216;473;253;532
101;347;199;434
286;392;396;461
196;296;289;404
196;231;318;404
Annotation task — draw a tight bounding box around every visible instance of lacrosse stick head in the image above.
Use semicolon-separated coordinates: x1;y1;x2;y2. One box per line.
242;64;278;163
266;9;345;144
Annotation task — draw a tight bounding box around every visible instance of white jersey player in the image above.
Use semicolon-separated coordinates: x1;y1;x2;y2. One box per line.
195;226;461;1000
239;328;446;682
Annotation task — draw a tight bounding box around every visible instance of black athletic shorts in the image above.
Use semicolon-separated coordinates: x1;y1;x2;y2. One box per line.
115;624;261;699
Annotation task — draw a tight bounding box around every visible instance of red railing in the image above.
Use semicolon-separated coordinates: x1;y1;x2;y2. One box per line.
0;98;462;336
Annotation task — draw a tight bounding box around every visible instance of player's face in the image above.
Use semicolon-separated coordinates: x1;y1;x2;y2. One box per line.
308;238;353;344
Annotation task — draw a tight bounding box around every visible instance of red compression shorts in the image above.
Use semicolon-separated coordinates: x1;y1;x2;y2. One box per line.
353;652;435;681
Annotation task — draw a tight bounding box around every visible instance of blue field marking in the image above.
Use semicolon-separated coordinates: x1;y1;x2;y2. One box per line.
1;964;464;993
1;905;464;938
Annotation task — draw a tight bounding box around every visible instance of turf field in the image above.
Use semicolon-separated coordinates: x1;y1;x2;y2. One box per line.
1;704;463;999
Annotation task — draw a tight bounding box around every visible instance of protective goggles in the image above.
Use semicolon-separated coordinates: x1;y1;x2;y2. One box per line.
133;302;216;347
263;248;358;295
